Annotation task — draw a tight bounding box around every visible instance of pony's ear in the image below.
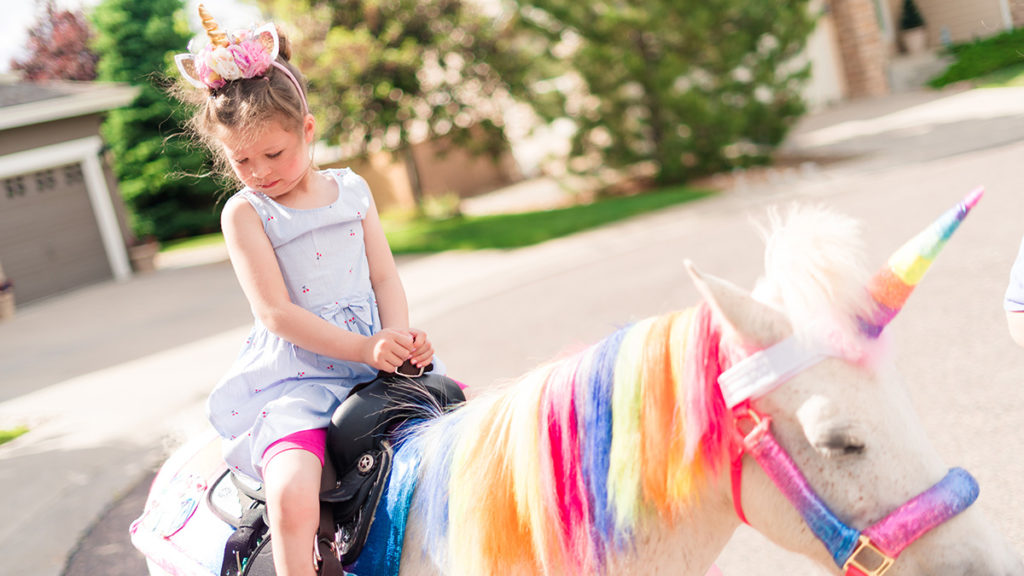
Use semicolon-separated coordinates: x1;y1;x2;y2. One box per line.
685;260;790;348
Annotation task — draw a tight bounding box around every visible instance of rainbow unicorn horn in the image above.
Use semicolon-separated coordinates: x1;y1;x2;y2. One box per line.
861;187;983;338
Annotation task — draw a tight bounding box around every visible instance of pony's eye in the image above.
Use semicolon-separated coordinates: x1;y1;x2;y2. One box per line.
813;430;865;458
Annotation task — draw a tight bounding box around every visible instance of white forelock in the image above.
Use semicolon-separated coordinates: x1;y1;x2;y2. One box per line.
751;204;877;349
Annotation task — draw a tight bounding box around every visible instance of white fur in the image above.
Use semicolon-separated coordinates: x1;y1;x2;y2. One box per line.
753;205;877;353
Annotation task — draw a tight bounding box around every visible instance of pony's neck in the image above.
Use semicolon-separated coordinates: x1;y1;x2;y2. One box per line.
609;490;738;575
403;304;741;575
401;477;739;576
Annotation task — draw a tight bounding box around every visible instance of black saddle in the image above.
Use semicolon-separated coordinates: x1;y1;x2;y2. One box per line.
320;366;465;566
216;365;465;575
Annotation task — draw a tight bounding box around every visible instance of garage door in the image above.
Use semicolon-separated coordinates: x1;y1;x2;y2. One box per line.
0;163;112;304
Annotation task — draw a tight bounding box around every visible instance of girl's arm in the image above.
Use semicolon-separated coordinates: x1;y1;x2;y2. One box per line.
362;193;434;367
362;193;408;331
222;196;412;369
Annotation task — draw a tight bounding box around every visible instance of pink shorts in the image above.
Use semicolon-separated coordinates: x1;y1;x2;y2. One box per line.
261;428;327;471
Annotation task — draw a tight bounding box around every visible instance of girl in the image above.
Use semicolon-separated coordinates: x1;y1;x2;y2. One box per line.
173;7;439;575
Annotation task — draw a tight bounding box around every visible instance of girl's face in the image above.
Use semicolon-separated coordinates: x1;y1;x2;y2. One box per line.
218;115;315;199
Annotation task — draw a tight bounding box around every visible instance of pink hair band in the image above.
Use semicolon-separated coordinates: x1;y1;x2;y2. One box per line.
271;61;308;115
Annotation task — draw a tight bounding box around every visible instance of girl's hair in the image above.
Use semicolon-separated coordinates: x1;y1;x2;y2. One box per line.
171;27;308;180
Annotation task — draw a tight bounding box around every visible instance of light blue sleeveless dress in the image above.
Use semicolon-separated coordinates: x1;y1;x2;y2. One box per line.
208;168;420;480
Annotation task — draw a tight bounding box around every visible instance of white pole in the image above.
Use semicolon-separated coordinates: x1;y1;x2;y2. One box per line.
999;0;1014;30
80;143;133;281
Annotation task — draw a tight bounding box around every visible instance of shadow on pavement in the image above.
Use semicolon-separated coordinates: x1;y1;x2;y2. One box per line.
64;470;154;576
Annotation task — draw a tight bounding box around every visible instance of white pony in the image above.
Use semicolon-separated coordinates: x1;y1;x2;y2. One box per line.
385;189;1021;576
134;190;1022;576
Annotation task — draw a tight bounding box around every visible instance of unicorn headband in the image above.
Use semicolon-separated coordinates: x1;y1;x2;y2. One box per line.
720;187;984;408
174;4;308;114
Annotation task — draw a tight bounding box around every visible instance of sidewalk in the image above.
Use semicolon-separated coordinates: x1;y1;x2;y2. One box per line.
4;85;1024;576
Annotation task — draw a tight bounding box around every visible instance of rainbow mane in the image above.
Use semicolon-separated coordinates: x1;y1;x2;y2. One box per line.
407;303;737;574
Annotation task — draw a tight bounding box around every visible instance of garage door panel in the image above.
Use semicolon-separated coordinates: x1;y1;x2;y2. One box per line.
0;163;112;303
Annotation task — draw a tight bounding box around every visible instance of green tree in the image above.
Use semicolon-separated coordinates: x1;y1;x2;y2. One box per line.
514;0;816;184
256;0;552;203
92;0;221;241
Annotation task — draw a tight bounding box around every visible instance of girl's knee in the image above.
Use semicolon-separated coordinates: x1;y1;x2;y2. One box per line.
263;450;322;527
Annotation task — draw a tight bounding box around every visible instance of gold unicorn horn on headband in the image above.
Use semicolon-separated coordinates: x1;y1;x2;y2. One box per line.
198;4;229;48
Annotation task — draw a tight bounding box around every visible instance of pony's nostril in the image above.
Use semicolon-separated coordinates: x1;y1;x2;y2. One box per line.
812;431;865;457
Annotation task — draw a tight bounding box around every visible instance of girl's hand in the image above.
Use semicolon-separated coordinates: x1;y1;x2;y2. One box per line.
363;329;414;372
409;328;434;368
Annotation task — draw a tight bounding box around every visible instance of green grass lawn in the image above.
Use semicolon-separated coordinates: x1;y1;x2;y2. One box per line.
973;62;1024;88
161;232;227;253
927;28;1024;88
0;426;28;446
383;185;712;254
160;185;712;256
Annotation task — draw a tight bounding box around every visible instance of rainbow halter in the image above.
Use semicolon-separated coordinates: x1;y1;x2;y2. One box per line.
720;189;983;576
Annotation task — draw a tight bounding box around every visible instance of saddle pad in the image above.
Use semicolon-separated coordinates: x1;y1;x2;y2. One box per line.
131;430;235;576
347;433;424;576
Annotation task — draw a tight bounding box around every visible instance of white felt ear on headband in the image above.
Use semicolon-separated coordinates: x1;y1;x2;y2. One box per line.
252;23;280;61
174;53;206;89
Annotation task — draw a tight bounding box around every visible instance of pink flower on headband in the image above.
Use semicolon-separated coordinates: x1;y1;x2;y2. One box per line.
230;41;273;79
190;53;220;89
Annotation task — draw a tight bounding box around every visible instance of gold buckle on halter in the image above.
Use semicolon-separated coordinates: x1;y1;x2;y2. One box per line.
843;535;895;576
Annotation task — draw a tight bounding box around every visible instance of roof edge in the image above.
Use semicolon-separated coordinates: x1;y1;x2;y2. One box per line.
0;83;140;131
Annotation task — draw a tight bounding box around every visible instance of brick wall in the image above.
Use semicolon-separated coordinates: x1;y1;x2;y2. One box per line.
830;0;890;97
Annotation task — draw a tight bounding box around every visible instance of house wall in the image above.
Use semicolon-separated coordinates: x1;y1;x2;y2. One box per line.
337;150;419;213
325;130;521;213
410;134;520;201
802;1;848;108
0;115;100;156
891;0;1010;47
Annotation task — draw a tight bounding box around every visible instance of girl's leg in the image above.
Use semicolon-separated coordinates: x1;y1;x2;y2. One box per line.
263;449;322;576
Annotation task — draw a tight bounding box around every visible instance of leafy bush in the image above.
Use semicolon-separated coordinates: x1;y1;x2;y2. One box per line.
511;0;816;185
929;27;1024;88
